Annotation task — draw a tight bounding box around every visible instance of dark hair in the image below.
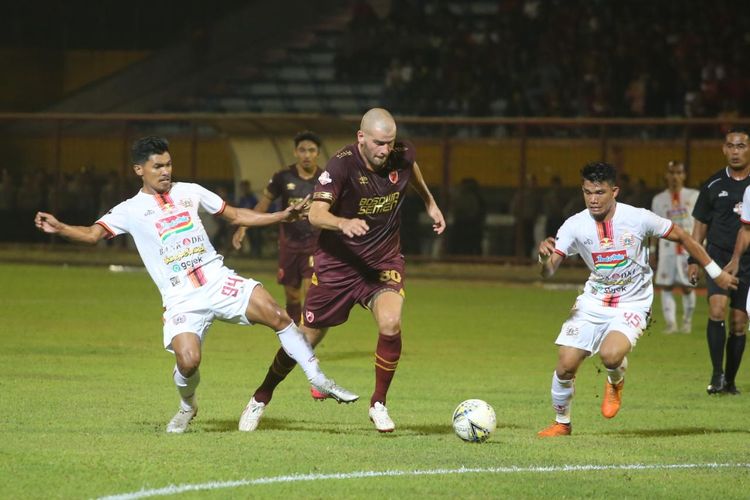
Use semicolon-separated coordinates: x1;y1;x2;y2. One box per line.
581;161;617;185
726;127;749;137
294;130;321;148
131;136;169;165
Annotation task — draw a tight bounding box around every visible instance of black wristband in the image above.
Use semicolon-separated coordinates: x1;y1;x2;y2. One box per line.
687;256;697;265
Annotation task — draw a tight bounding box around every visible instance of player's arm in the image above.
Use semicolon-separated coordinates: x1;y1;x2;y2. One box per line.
409;161;446;235
232;195;274;250
537;236;564;278
222;196;308;228
726;223;750;276
308;200;368;237
665;224;737;290
34;211;107;245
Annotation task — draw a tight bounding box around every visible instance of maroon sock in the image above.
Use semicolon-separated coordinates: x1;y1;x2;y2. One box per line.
371;332;402;407
286;302;302;326
253;348;297;404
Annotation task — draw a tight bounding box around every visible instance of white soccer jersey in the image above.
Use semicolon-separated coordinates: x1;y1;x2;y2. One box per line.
554;202;674;309
96;182;227;304
651;187;699;257
740;185;750;224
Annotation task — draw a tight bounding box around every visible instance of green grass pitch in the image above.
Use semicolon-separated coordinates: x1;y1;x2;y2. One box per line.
1;263;748;498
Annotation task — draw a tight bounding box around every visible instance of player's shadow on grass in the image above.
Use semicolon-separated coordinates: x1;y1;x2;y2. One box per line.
315;349;372;361
202;417;369;435
603;427;750;437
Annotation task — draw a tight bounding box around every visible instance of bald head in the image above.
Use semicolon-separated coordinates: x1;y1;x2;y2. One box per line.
360;108;396;136
357;108;397;171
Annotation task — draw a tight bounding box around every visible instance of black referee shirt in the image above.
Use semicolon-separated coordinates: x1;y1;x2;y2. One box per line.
693;167;750;253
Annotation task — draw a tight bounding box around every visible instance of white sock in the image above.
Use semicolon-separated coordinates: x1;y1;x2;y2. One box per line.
276;322;323;382
607;356;628;385
682;291;695;322
661;290;676;326
551;371;574;424
173;366;199;411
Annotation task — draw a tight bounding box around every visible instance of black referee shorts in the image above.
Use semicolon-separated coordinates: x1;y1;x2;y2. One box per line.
706;244;750;310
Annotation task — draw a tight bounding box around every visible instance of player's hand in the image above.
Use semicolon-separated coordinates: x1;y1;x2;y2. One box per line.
687;263;700;285
232;226;246;250
428;204;446;235
338;218;369;237
35;211;62;234
282;195;311;222
723;258;740;276
537;236;556;264
714;271;739;291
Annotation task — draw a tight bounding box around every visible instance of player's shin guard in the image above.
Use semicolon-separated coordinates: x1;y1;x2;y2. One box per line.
607;356;628;385
707;319;726;375
253;348;297;404
725;333;746;384
551;371;574;424
275;322;321;382
286;302;302;326
173;366;200;410
371;332;401;407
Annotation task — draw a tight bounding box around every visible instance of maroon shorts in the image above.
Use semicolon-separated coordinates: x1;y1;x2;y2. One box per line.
277;246;314;288
303;256;406;329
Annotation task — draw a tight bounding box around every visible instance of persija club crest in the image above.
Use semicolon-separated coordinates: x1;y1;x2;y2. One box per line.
389;171;399;184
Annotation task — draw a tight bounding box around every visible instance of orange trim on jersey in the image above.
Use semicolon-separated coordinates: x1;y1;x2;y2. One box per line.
213;200;227;216
662;222;675;239
553;248;566;257
154;193;175;211
186;266;207;287
95;220;116;239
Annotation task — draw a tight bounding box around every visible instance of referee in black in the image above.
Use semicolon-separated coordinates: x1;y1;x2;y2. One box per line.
688;128;750;395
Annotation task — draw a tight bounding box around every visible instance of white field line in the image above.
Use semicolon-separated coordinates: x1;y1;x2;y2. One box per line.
98;462;750;500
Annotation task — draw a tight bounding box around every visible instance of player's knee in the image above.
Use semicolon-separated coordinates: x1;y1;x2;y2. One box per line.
598;348;624;369
707;304;726;321
175;349;201;376
377;314;401;335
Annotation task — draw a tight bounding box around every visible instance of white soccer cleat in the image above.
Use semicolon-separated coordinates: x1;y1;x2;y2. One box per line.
681;319;692;334
239;397;266;432
310;375;359;404
369;402;395;433
663;322;677;334
166;406;197;434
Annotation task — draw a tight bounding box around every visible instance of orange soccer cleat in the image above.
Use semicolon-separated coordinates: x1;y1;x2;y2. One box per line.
601;379;624;419
537;421;572;437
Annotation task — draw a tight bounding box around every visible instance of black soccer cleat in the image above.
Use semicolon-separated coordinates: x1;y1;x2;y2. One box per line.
707;373;725;395
723;382;740;395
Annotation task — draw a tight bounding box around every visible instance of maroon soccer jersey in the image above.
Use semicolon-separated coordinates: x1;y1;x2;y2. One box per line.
265;165;322;252
312;141;414;274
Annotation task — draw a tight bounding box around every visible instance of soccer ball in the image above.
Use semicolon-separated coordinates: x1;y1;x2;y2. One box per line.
452;399;497;443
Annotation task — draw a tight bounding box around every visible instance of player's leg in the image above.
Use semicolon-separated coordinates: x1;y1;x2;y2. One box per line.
538;346;587;437
283;284;302;325
706;292;729;394
598;330;631;418
167;332;202;433
660;286;678;333
656;256;677;333
724;303;748;395
368;289;403;432
681;286;696;333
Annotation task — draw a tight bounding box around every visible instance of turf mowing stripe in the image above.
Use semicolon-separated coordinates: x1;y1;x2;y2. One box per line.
98;462;750;499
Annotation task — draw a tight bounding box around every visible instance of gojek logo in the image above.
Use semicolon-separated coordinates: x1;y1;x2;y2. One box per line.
156;211;193;242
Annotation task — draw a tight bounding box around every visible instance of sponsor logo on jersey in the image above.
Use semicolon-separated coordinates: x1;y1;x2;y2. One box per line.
599;237;614;249
286;182;296;191
358;192;400;215
719;190;729;197
592;249;628;270
143;209;155;216
156;211;194;242
358;176;369;185
163;245;207;265
319;171;332;185
178;199;193;208
389;171;399;184
335;149;353;159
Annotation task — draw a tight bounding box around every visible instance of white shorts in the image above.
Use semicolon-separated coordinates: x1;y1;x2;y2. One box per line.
555;299;649;355
654;253;691;287
162;267;261;352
